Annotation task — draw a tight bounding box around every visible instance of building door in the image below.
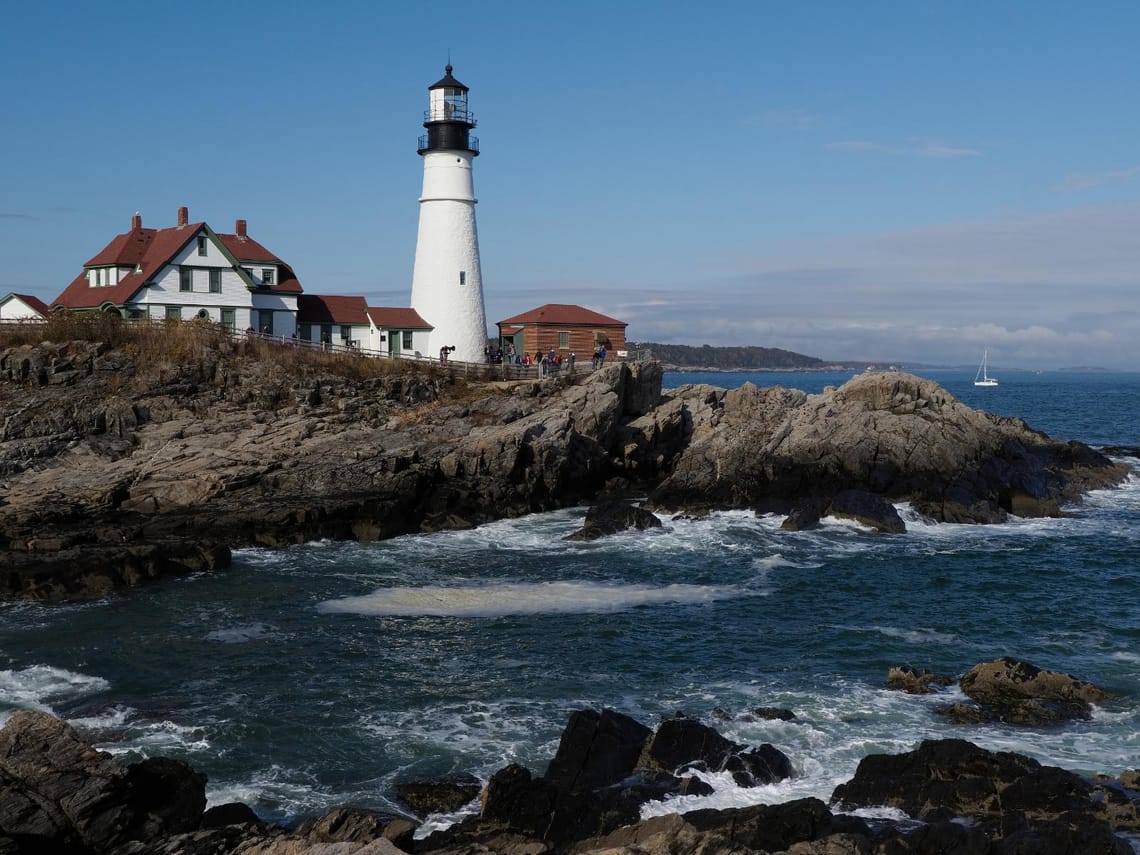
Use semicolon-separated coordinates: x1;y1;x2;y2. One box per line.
389;329;401;356
220;308;235;332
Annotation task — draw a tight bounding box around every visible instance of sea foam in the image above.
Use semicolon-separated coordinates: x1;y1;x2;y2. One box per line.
317;580;739;618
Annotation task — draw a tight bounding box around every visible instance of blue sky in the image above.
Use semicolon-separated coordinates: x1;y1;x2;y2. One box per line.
2;1;1138;369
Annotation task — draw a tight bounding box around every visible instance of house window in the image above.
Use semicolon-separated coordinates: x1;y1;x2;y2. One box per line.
559;331;570;348
94;268;101;286
165;305;181;321
209;270;221;293
340;325;351;341
242;267;253;281
180;269;192;292
459;271;466;286
221;308;236;331
197;236;208;256
298;323;311;341
402;330;413;350
196;309;210;320
262;268;275;285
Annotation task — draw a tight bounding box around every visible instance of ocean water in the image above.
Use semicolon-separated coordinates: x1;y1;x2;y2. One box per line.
2;369;1138;829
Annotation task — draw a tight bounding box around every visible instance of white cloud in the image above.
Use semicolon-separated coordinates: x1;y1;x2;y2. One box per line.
826;139;981;159
610;202;1140;369
1056;165;1140;192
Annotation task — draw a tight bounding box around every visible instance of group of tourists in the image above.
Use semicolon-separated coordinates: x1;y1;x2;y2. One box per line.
473;341;610;375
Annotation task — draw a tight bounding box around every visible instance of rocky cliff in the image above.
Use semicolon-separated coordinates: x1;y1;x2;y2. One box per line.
1;341;1128;601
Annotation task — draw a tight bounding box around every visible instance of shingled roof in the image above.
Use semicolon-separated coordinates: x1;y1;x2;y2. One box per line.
497;303;627;327
366;307;432;329
297;295;370;325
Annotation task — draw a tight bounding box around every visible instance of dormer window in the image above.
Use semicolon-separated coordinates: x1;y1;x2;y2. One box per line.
197;236;208;256
262;268;275;285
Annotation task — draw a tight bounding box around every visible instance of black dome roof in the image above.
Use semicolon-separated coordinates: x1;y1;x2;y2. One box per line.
429;64;468;91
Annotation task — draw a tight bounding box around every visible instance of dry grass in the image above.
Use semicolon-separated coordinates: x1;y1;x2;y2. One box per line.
0;315;447;384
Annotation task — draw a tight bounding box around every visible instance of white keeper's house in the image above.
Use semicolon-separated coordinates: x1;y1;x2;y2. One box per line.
51;207;433;357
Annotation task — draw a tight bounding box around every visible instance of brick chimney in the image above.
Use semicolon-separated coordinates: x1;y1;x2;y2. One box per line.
235;219;247;238
131;212;142;230
177;206;189;227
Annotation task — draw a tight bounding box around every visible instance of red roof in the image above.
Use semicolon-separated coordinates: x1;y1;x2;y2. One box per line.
53;219;303;310
297;294;370;325
497;303;626;327
366;307;432;329
5;293;51;316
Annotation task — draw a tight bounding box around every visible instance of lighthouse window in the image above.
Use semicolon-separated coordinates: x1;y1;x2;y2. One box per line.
444;90;464;117
459;271;466;286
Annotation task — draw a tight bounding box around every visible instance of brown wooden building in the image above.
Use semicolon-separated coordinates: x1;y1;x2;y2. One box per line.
496;303;627;361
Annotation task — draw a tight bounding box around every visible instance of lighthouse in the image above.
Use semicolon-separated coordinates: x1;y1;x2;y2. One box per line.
409;65;488;364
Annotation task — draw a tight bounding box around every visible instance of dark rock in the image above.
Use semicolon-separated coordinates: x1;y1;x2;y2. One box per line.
479;763;638;850
828;489;906;533
723;743;796;787
831;737;1140;837
544;708;652;792
780;497;824;531
637;716;739;775
124;756;207;836
199;802;261;828
751;706;797;721
563;500;662;542
637;716;794;790
0;710;206;852
395;773;482;816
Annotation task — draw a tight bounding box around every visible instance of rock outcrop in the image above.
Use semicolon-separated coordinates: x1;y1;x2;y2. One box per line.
941;656;1111;725
1;341;1128;601
5;709;1140;854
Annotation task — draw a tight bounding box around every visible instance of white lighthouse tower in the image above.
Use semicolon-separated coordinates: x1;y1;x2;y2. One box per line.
409;65;488;363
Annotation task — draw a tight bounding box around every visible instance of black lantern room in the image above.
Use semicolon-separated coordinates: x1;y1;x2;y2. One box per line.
418;65;479;156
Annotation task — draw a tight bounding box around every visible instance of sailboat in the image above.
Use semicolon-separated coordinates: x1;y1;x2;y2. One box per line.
974;350;999;387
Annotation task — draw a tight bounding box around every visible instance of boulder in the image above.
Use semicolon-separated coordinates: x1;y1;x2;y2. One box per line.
942;657;1109;725
831;737;1140;835
395;773;482;816
543;708;652;792
637;715;794;788
750;706;797;721
886;664;954;694
779;498;824;531
827;489;906;533
563;501;662;542
0;710;205;852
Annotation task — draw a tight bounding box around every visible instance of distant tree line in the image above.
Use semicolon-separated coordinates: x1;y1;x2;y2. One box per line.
631;342;828;370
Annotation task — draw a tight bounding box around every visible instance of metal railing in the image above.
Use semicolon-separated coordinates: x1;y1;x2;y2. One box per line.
237;329;609;380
